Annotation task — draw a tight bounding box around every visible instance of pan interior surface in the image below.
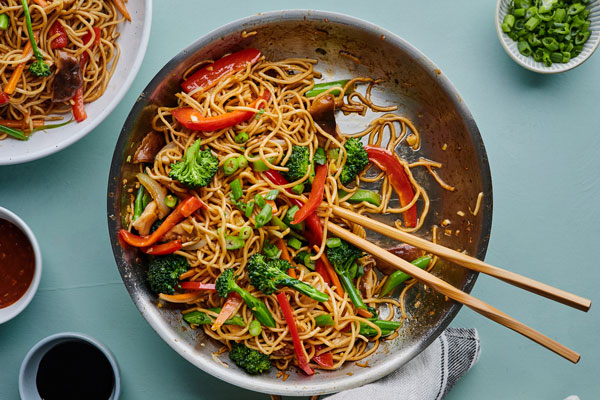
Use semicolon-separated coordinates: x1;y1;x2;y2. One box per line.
107;10;492;396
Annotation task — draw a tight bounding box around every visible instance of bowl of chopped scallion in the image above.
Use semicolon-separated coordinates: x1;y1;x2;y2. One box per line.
496;0;600;73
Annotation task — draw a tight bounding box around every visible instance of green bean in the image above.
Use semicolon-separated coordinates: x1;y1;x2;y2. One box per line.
234;132;249;144
0;14;9;30
314;314;335;327
133;186;146;221
379;256;432;297
249;319;262;336
165;194;178;208
239;226;252;240
254;204;272;228
225;236;245;250
223;157;239;176
305;79;350;98
230;179;243;200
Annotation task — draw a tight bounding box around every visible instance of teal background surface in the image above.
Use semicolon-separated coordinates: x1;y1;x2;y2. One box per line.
1;0;599;398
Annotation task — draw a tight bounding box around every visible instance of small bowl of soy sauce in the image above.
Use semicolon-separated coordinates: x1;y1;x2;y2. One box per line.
19;332;121;400
0;207;42;324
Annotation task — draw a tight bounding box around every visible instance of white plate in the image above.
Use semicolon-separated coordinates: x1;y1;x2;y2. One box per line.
0;0;152;165
496;0;600;73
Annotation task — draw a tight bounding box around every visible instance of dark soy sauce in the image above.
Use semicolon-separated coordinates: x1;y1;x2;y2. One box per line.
36;340;115;400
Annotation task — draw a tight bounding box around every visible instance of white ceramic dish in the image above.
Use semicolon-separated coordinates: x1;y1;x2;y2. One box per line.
0;207;42;324
0;0;152;165
19;332;121;400
496;0;600;73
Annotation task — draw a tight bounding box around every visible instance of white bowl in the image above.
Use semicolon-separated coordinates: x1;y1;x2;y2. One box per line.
0;207;42;324
19;332;121;400
496;0;600;73
0;0;152;165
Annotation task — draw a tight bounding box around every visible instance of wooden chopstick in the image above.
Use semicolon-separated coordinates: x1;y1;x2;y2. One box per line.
327;222;581;363
330;205;591;312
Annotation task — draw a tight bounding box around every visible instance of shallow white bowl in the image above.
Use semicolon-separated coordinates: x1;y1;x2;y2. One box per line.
496;0;600;73
0;0;152;165
0;207;42;324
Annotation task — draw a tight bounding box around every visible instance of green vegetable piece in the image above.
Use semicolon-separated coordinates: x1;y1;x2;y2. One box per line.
503;13;516;29
169;139;218;188
287;237;302;250
568;3;586;15
252;157;275;172
379;255;432;297
327;148;340;161
575;30;590;45
282;146;311;182
234;132;249;144
305;79;350;98
225;235;245;250
263;241;281;259
518;40;533;56
340;138;369;185
554;8;567;22
183;309;245;327
165;194;178;208
326;240;367;311
0;124;28;141
223;157;239;176
254;193;266;208
229;343;271;375
314;147;326;165
525;16;541;31
237;155;248;169
326;238;342;248
249;320;262;336
265;189;279;201
514;8;526;17
146;254;190;295
0;14;9;30
338;189;381;206
245;201;254;218
255;204;272;228
542;36;560;51
247;253;329;302
359;319;402;337
314;314;335;327
230;178;243;200
133;186;146;221
216;269;276;327
291;183;305;195
239;226;252;240
283;205;304;231
21;0;50;77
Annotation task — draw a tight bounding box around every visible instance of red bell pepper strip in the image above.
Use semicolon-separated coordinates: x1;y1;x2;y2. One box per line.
364;146;417;228
49;21;68;49
276;292;314;375
73;27;101;122
314;259;332;286
0;91;9;105
182;48;262;93
179;282;216;291
312;345;334;368
141;240;182;255
212;293;243;330
119;196;204;248
172;92;270;132
291;164;327;225
80;27;101;67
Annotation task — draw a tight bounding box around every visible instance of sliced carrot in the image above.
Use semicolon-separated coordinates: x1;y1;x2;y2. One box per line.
4;40;33;95
0;119;44;129
275;238;296;278
111;0;131;21
212;293;243;330
33;0;48;7
357;308;373;318
158;291;205;303
316;248;344;297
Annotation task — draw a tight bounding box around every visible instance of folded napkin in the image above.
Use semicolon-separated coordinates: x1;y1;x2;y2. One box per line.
327;328;480;400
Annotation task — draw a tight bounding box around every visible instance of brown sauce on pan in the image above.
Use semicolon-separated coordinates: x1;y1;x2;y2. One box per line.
0;218;35;308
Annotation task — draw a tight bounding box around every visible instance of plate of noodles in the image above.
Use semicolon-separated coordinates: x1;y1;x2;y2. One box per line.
107;10;493;396
0;0;151;165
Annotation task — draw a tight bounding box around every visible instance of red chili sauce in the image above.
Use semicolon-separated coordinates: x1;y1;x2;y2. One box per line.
0;218;35;308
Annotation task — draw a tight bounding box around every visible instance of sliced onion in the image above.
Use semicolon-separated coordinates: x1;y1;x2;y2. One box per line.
137;173;170;218
182;239;207;251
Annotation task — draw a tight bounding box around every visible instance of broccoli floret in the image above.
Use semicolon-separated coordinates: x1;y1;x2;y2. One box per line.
215;268;276;327
282;146;311;182
247;254;328;302
340;138;369;185
169;139;218;188
146;254;190;295
229;343;271;375
326;239;363;272
29;59;51;77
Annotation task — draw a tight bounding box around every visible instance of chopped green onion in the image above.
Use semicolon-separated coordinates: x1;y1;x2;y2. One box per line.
313;147;326;165
265;190;279;201
287;237;302;250
236;155;248;169
223;157;239;175
230;179;243;201
514;8;526;17
0;14;9;30
225;236;245;250
234;132;249;144
283;205;304;231
254;108;265;120
31;119;73;133
165;194;178;208
239;226;252;240
254;204;272;228
291;183;304;195
252;157;275;172
314;314;335;327
263;241;281;259
518;40;533;56
568;3;586;15
244;201;254;218
254;194;266;208
338;189;381;206
305;79;350;98
326;238;342;248
249;320;262;336
0;124;28;141
525;16;541;31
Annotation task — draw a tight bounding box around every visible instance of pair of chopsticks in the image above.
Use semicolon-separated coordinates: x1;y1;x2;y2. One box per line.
326;204;591;363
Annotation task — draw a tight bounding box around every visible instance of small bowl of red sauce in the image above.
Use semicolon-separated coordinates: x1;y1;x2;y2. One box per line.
0;207;41;324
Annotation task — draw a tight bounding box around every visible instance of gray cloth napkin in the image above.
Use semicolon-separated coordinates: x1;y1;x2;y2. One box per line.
327;328;480;400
